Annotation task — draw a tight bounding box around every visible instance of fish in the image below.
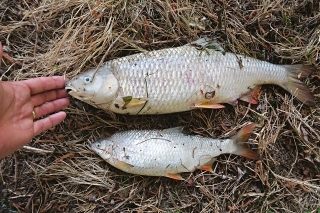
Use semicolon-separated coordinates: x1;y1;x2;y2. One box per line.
91;123;260;180
65;38;315;115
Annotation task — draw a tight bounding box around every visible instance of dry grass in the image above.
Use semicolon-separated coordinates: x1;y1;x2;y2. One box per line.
0;0;319;212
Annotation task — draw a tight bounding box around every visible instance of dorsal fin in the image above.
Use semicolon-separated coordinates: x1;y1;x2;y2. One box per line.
162;127;184;134
188;37;225;52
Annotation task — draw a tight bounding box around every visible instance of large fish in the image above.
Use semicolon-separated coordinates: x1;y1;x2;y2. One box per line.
91;123;260;180
65;38;315;114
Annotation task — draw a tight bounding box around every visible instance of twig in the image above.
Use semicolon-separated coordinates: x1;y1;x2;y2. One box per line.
22;146;54;154
110;180;151;212
269;169;320;192
14;153;18;189
22;0;39;70
93;7;145;79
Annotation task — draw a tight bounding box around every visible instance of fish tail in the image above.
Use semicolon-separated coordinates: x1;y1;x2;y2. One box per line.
232;123;261;160
282;64;315;106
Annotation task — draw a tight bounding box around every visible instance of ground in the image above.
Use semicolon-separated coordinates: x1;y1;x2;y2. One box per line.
0;0;320;212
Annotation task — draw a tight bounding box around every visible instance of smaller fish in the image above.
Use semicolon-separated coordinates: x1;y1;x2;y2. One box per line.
91;123;260;180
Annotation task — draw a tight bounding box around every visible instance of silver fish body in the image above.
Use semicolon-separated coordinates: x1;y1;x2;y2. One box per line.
91;124;260;180
66;40;315;114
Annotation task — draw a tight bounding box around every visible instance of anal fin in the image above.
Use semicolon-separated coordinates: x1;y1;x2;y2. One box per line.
239;86;261;104
198;158;215;172
198;164;213;172
165;173;184;180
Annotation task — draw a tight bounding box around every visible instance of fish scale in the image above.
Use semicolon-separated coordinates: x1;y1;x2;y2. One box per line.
91;124;260;179
65;39;315;114
111;46;281;112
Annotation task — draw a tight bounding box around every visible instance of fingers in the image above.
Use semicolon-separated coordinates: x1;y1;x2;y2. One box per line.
33;111;67;136
33;97;69;136
23;76;69;95
33;98;70;119
31;89;68;107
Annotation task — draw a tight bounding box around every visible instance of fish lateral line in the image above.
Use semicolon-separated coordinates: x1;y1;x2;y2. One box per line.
135;138;173;145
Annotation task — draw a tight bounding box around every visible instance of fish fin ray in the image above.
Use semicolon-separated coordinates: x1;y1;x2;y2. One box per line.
198;164;213;172
115;97;148;108
283;64;315;106
114;158;134;171
192;102;225;109
198;158;216;172
127;98;148;107
232;123;261;160
239;86;261;104
165;173;184;180
188;37;224;52
162;127;184;134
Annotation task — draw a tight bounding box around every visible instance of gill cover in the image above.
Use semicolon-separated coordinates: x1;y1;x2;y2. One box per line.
93;69;119;104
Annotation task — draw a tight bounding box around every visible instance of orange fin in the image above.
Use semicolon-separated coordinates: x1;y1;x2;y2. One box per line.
232;123;261;160
192;103;225;109
198;158;215;172
198;164;213;172
282;64;315;106
165;173;184;180
239;86;261;104
113;158;134;171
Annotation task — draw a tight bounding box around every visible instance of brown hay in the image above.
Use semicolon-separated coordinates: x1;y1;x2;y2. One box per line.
1;0;319;212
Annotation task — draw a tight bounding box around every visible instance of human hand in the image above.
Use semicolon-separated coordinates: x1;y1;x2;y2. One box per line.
0;45;70;158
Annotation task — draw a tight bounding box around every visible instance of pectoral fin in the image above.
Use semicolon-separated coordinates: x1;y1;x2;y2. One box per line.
165;173;184;180
192;102;225;109
113;158;134;171
239;86;261;104
115;97;148;109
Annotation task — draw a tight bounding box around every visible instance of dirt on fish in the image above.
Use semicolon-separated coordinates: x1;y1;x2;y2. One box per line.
0;0;319;212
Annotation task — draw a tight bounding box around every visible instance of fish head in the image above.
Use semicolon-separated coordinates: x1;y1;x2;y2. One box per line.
65;66;119;105
91;139;113;160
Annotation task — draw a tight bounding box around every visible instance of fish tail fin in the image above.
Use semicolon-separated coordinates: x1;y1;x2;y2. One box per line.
282;64;315;106
232;123;261;160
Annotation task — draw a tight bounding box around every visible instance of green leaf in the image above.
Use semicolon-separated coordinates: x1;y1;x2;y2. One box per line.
122;96;132;108
51;65;59;69
266;210;274;213
122;96;132;102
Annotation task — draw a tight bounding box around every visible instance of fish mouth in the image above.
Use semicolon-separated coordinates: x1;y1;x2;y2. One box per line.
65;86;77;94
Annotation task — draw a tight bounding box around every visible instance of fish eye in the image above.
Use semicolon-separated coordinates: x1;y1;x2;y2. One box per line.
96;143;101;149
83;76;92;84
